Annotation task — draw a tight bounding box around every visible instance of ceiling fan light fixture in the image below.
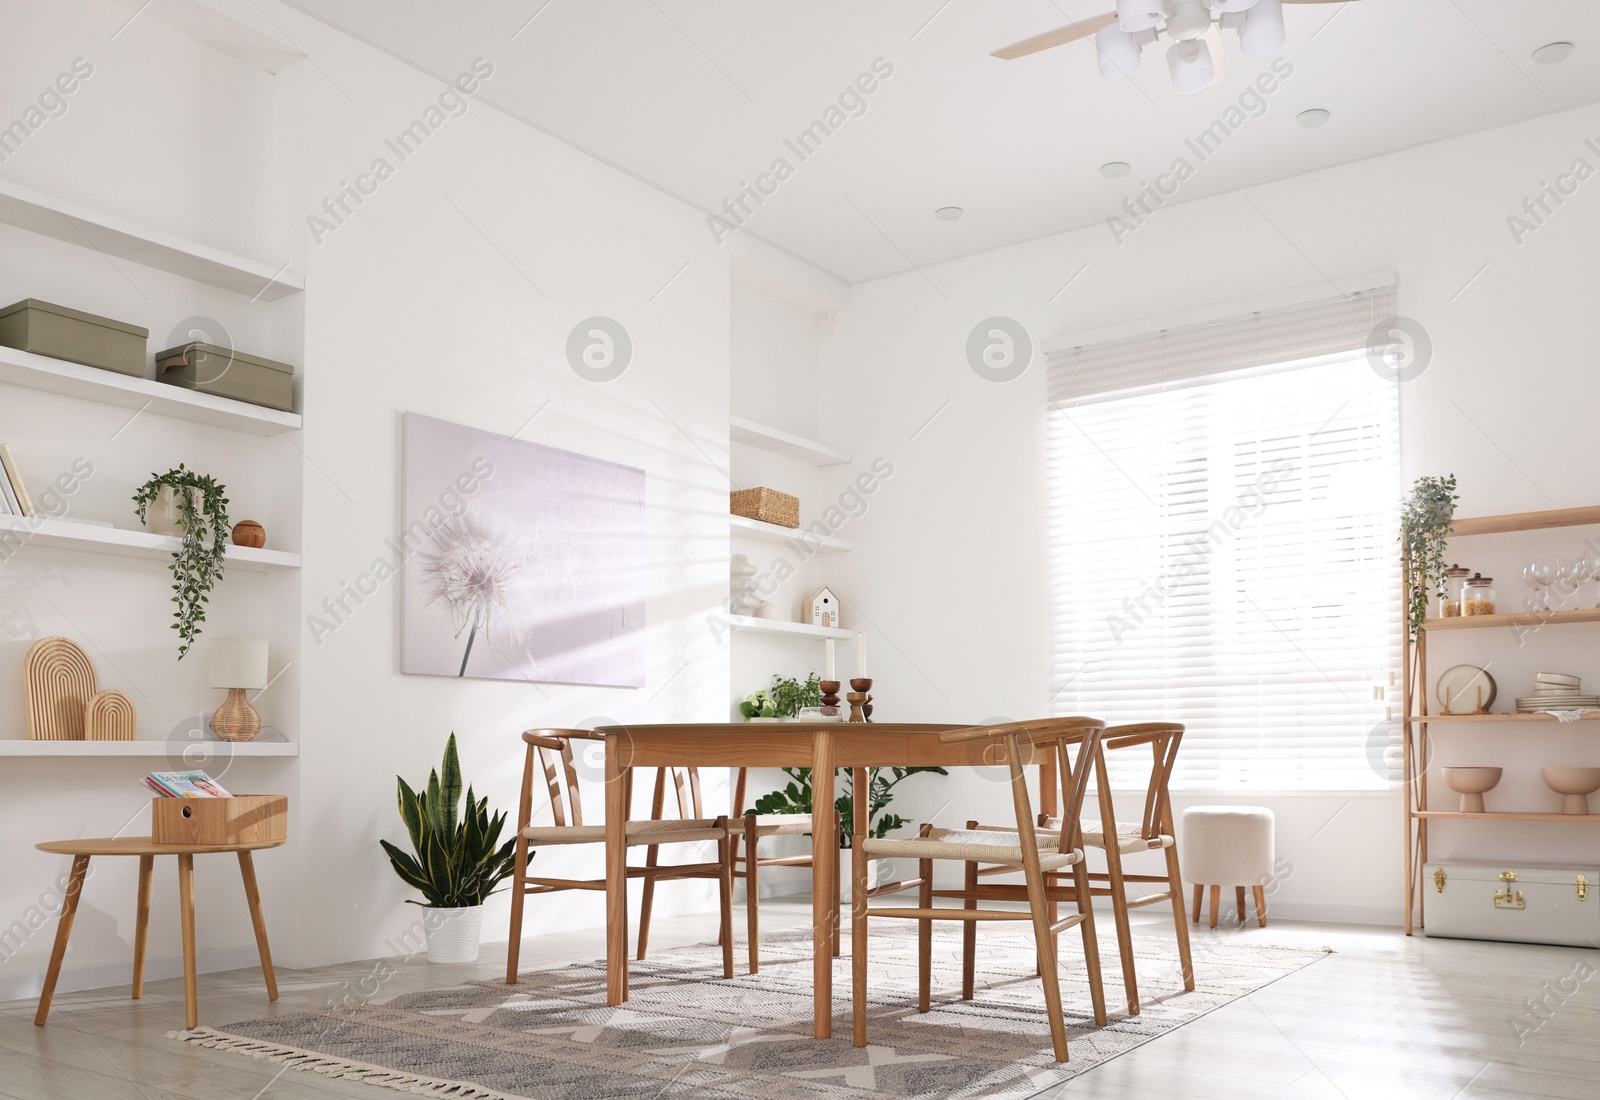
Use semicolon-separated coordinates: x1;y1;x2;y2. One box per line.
1167;38;1216;94
1101;161;1133;179
1237;0;1285;57
1532;41;1575;66
1117;0;1168;33
1096;24;1144;79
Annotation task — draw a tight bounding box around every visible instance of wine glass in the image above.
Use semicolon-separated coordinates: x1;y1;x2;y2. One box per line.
1557;556;1590;610
1527;557;1560;610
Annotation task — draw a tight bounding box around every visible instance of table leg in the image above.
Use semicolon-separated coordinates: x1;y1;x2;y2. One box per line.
178;853;198;1029
811;729;837;1040
34;854;90;1026
132;854;153;999
237;851;278;1001
604;733;629;1006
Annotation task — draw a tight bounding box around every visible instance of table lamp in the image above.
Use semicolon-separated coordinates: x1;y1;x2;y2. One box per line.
209;639;268;742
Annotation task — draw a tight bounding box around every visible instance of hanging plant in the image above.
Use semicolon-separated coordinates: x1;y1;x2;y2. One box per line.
1400;474;1458;639
133;464;231;659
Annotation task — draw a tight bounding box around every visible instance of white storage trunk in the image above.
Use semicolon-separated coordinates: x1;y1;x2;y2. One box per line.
1424;861;1599;948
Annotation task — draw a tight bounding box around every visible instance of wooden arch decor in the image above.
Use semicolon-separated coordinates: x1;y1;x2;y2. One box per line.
84;689;137;741
24;637;98;741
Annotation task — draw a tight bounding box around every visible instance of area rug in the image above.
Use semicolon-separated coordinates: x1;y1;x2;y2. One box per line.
174;925;1329;1099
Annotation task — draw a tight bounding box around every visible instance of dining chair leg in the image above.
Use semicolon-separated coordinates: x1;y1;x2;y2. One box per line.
237;851;277;1002
1164;844;1195;992
1208;884;1220;930
717;818;735;979
177;853;198;1029
744;815;761;975
637;769;668;961
34;854;89;1026
506;843;529;983
1191;883;1202;923
729;770;747;951
1253;884;1268;927
132;854;153;999
831;809;843;958
1071;856;1109;1027
851;769;870;1048
1022;854;1069;1062
917;844;933;1013
961;824;978;1000
1101;840;1140;1016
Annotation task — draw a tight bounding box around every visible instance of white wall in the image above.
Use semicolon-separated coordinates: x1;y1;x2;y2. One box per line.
819;100;1600;926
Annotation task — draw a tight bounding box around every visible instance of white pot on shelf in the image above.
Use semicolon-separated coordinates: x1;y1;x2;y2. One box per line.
422;905;484;963
144;485;204;536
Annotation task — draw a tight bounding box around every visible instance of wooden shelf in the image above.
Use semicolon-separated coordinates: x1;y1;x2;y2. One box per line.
0;515;300;573
1423;607;1600;631
0;740;298;757
730;515;851;553
0;178;303;300
1449;506;1600;537
730;417;851;466
726;615;851;641
1412;810;1600;822
1414;713;1600;723
0;344;301;435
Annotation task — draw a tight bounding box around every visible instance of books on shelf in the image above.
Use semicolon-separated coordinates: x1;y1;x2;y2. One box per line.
0;443;33;517
144;770;233;798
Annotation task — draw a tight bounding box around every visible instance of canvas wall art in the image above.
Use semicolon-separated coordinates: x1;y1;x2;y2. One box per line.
400;412;645;687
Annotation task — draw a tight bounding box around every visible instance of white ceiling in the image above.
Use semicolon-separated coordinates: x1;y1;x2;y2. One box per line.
282;0;1600;283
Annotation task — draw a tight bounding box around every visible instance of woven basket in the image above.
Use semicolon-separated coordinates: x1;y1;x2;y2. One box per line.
731;487;799;528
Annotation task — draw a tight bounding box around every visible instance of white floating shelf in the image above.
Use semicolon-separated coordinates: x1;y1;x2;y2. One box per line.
730;416;851;466
730;515;851;553
0;344;301;435
726;615;851;640
0;515;300;573
0;740;298;757
0;178;303;300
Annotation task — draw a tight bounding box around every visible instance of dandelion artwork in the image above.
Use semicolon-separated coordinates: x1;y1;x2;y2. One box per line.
400;413;645;686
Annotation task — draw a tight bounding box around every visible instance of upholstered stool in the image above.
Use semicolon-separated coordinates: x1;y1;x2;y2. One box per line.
1180;806;1274;929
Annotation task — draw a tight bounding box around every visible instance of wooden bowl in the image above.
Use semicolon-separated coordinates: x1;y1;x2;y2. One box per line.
232;520;266;548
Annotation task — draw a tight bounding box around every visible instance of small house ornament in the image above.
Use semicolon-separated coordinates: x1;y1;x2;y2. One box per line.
807;586;840;629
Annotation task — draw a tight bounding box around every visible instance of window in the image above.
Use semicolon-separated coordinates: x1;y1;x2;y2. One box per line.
1047;288;1400;791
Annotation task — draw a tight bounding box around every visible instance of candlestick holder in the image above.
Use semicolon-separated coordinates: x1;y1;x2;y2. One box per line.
820;680;842;719
848;678;873;723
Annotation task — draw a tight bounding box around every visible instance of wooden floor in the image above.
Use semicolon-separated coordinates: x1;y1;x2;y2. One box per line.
2;899;1596;1099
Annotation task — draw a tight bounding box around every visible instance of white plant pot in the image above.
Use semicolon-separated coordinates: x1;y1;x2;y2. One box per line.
422;905;484;963
145;485;204;536
840;853;888;902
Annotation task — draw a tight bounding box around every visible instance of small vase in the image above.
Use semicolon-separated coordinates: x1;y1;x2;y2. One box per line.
422;904;484;963
146;485;204;536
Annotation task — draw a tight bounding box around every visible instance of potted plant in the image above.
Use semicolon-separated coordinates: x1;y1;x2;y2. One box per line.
1401;474;1459;640
379;733;517;963
132;465;231;659
739;673;823;721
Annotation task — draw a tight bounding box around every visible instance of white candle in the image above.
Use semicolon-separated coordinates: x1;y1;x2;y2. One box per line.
856;631;866;678
824;639;836;681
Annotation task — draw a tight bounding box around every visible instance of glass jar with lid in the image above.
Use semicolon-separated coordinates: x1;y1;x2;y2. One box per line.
1441;564;1471;617
1462;574;1495;617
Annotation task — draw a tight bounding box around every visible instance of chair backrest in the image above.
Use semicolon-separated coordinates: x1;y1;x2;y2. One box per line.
941;717;1105;854
1091;722;1184;843
517;728;703;831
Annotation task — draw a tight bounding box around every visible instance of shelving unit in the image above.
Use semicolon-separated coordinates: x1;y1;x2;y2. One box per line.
0;178;303;300
0;740;298;757
730;416;850;466
0;515;300;572
1402;504;1600;935
730;514;851;553
725;615;851;641
0;344;301;435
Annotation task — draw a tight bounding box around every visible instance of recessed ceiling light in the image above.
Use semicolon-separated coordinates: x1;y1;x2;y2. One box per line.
1100;161;1131;179
1533;41;1575;65
934;206;964;221
1296;108;1332;129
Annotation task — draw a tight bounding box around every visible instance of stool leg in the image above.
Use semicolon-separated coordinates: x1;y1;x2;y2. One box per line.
1208;885;1220;931
35;854;90;1026
1191;883;1202;924
178;853;198;1029
1254;884;1268;928
238;851;278;1001
1235;886;1247;926
132;855;154;998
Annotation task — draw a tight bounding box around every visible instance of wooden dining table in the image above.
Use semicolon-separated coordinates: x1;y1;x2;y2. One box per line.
595;721;1061;1039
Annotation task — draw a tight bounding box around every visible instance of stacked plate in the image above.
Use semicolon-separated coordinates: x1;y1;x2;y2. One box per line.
1516;672;1600;711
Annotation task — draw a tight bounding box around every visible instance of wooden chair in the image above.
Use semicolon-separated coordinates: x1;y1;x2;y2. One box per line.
730;768;841;974
504;729;735;991
850;718;1108;1063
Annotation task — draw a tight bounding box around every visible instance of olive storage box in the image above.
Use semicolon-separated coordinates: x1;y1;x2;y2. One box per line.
1424;861;1599;948
151;795;288;846
0;299;148;376
155;342;295;411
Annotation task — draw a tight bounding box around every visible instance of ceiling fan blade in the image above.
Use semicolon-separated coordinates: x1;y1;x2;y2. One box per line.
991;13;1118;60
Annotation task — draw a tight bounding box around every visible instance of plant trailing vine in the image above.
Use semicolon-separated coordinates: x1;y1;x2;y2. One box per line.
133;464;231;659
1400;474;1458;640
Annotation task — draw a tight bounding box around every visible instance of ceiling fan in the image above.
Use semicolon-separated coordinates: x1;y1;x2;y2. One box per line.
992;0;1358;94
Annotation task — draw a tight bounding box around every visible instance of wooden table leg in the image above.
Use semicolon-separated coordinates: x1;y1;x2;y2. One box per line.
34;854;90;1026
132;854;153;999
237;851;277;1001
604;733;629;1006
178;853;198;1029
811;729;837;1040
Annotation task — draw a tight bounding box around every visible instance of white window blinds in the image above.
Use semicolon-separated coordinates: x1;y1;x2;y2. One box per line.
1047;288;1400;791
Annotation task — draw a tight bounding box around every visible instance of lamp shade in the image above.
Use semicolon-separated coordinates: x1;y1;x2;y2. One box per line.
209;639;269;690
1096;25;1144;79
1117;0;1167;32
1167;38;1216;93
1238;0;1285;57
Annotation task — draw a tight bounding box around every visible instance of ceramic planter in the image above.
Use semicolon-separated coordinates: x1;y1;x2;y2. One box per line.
145;485;205;536
423;904;485;963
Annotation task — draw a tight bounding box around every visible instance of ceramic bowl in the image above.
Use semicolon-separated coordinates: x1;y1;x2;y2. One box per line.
1540;767;1600;815
1441;766;1503;814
